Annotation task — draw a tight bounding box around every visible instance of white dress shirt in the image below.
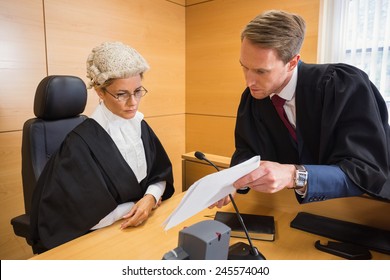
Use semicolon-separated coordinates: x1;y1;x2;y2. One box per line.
271;67;307;197
90;103;166;229
272;66;298;127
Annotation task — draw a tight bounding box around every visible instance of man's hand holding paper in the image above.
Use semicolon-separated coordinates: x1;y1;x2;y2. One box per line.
163;155;260;231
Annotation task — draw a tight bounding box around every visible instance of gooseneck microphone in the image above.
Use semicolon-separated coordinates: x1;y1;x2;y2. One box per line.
194;151;265;260
194;152;250;194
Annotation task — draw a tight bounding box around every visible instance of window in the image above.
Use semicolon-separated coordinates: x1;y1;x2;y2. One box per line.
318;0;390;106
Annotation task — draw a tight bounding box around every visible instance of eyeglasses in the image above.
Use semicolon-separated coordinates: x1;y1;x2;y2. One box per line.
103;86;148;102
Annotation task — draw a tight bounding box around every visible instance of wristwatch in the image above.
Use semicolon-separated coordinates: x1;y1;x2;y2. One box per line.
293;165;308;189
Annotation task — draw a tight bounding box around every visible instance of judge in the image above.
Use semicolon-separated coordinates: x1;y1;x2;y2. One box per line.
214;10;390;208
30;42;175;253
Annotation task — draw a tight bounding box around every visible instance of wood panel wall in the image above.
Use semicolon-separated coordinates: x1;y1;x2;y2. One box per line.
0;0;185;260
185;0;320;157
0;0;321;260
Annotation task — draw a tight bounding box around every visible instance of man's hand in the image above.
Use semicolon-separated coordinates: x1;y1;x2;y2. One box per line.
208;161;296;209
233;161;295;192
208;192;234;209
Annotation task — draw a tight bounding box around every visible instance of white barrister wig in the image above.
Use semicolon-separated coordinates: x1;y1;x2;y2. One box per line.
86;41;150;88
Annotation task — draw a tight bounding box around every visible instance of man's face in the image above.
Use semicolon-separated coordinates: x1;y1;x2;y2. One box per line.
239;37;297;99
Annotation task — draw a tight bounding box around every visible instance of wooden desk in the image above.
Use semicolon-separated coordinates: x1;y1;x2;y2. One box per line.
31;188;390;260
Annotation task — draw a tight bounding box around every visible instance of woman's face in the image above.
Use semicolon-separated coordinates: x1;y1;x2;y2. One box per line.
97;75;143;119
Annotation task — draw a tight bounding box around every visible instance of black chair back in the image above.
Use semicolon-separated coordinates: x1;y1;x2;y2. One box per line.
11;75;88;246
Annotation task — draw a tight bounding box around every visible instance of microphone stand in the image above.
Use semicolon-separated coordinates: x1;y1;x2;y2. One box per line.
194;151;266;260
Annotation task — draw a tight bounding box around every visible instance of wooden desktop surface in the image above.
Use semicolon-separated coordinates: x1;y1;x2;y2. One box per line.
31;188;390;260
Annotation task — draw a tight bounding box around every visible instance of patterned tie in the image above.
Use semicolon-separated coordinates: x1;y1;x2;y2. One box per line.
271;95;297;141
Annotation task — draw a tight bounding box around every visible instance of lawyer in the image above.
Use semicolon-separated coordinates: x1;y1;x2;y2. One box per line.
215;10;390;207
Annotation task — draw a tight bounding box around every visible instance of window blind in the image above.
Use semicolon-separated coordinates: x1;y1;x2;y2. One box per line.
318;0;390;100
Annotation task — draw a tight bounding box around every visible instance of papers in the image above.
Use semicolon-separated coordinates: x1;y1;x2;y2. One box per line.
163;155;260;230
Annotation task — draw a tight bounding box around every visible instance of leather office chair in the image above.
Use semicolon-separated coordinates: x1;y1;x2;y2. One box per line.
10;75;88;247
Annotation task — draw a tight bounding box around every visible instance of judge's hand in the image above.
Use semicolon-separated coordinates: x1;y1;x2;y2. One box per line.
120;194;156;229
233;161;295;193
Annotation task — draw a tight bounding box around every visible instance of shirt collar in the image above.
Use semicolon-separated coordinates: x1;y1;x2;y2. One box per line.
273;66;298;101
91;102;144;130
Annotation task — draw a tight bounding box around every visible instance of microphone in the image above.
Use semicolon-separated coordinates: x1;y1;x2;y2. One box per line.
194;151;265;260
194;151;250;194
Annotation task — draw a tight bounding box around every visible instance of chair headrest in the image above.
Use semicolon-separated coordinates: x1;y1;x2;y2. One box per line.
34;75;87;120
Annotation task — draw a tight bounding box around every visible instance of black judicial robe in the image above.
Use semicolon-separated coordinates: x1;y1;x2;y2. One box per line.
232;62;390;200
30;118;174;253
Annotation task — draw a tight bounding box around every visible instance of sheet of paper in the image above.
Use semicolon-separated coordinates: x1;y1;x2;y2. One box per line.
163;155;260;230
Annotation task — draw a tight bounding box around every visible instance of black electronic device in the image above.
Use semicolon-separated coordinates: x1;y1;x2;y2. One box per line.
214;211;275;241
194;151;266;260
291;211;390;255
314;240;372;260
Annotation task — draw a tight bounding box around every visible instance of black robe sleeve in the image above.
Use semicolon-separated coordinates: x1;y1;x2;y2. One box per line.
30;119;174;253
140;120;175;200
